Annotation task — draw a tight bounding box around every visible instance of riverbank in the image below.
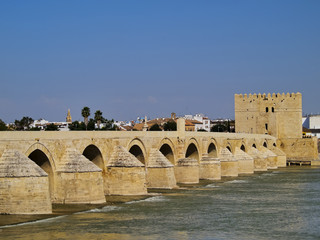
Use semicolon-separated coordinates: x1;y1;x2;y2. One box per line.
1;166;319;230
0;195;152;227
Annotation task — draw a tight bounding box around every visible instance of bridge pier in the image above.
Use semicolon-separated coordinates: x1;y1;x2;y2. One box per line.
174;158;199;184
271;147;287;167
247;147;268;172
104;146;147;195
54;148;105;204
199;156;221;180
219;148;238;177
146;149;177;189
234;147;254;174
0;150;52;214
260;147;278;170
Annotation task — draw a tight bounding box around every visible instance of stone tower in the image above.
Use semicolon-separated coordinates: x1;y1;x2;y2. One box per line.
234;93;302;139
66;109;72;123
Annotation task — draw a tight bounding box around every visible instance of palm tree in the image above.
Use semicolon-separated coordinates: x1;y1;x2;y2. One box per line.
81;107;90;130
94;110;103;130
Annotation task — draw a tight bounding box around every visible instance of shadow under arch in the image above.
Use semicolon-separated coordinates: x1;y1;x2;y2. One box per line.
28;149;54;201
263;142;268;148
208;142;218;157
83;144;104;170
185;143;200;162
129;145;145;164
226;146;232;153
159;143;175;164
252;143;257;148
240;144;246;152
128;138;147;165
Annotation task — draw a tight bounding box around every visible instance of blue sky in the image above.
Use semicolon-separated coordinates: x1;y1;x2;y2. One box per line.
1;1;319;123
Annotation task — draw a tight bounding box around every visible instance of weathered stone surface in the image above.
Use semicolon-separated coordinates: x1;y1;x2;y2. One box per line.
0;150;51;214
108;146;144;167
104;167;147;195
0;149;47;177
54;171;106;204
247;147;268;172
147;149;174;168
56;148;102;173
0;176;52;214
147;167;177;189
219;148;238;177
271;147;287;167
260;147;278;169
200;157;221;180
234;147;254;174
175;158;199;184
146;149;177;189
104;145;147;195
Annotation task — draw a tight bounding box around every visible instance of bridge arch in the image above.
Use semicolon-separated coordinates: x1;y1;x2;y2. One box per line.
25;143;56;171
240;143;246;152
207;139;218;157
225;142;233;154
26;143;55;201
128;138;147;165
82;144;104;170
185;138;200;162
159;138;176;164
263;142;268;148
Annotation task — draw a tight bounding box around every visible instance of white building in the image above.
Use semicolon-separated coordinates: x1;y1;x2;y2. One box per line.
302;114;320;138
184;113;212;132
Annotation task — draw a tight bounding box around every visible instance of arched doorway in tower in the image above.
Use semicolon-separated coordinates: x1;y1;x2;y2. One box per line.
159;144;175;164
208;143;217;157
263;142;267;148
129;145;145;165
185;143;199;162
252;144;257;148
28;149;54;200
83;145;104;170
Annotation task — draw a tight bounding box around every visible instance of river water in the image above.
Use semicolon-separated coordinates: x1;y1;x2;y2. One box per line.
1;166;320;240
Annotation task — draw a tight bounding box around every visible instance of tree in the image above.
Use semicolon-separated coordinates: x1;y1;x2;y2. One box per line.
149;123;162;131
45;123;59;131
94;110;103;130
14;116;34;130
69;121;86;131
81;107;90;130
197;129;207;132
87;118;95;130
163;120;177;131
0;119;7;131
211;124;227;132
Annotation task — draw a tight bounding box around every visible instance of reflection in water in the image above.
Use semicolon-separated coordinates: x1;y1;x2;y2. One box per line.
1;166;320;240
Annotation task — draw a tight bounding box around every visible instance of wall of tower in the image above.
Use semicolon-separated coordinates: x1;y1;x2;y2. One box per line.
235;93;302;139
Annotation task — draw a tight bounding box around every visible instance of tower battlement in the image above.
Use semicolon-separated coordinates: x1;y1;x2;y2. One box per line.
235;92;302;139
235;92;301;99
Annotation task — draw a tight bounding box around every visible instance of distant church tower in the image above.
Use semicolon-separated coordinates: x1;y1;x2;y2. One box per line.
66;109;72;123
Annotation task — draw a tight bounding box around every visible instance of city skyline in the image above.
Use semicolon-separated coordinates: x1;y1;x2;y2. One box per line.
1;1;320;123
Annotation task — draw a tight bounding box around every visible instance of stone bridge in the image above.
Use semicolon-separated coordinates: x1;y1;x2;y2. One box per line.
0;119;286;214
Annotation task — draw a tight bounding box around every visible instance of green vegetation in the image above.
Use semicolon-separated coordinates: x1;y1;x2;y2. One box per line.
149;123;162;131
163;120;177;131
45;123;59;131
81;107;90;130
14;116;34;130
94;110;103;130
0;119;7;131
211;124;227;132
197;129;207;132
68;121;85;130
